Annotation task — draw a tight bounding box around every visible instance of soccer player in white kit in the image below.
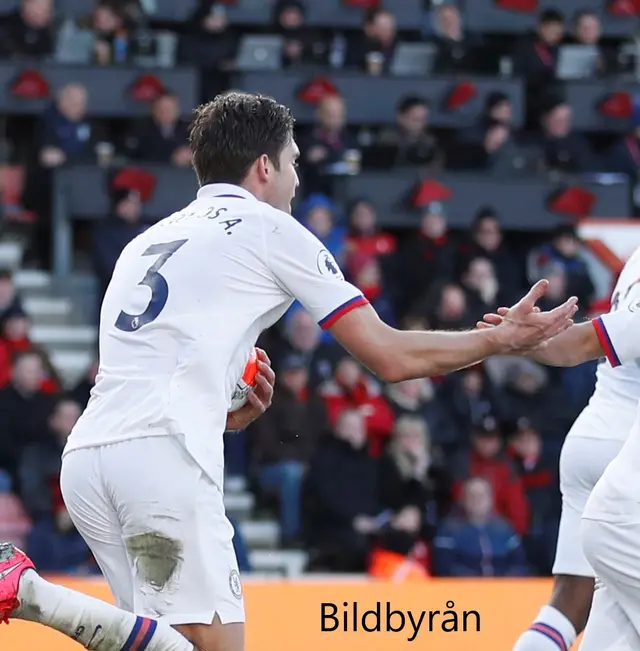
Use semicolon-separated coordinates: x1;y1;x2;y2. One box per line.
480;248;640;651
0;91;578;651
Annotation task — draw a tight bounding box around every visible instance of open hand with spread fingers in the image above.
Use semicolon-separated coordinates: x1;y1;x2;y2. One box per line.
481;280;578;353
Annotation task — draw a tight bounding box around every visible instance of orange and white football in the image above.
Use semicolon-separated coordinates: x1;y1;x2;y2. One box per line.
229;348;259;412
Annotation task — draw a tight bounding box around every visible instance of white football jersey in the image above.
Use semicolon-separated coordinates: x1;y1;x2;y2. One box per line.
567;246;640;441
63;184;367;488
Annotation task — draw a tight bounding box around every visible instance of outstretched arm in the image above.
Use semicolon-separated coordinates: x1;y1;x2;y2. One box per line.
265;209;577;383
330;280;578;382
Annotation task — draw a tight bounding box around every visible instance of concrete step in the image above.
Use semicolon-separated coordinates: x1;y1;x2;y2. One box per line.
30;324;96;347
239;520;279;549
0;242;23;269
23;296;72;316
14;270;50;291
248;550;308;577
224;492;255;519
49;349;93;388
23;296;73;325
225;476;248;494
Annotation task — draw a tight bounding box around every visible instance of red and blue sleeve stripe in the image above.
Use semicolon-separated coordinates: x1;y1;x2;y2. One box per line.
593;317;621;368
318;295;369;330
121;616;158;651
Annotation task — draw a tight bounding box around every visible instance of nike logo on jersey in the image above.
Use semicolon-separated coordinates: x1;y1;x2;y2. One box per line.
0;562;22;581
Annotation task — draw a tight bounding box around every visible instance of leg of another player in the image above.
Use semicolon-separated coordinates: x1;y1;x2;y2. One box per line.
512;575;590;651
2;544;195;651
174;616;244;651
579;581;639;651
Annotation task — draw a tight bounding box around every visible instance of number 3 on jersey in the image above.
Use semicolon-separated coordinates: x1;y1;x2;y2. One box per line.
115;239;187;332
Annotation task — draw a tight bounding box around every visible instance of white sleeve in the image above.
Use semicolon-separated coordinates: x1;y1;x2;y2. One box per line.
593;306;640;368
263;209;368;329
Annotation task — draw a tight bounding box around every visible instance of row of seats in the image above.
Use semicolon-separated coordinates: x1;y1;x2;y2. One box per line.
0;0;637;35
5;61;640;134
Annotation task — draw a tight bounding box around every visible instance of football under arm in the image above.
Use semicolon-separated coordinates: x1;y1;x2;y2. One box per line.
328;303;505;383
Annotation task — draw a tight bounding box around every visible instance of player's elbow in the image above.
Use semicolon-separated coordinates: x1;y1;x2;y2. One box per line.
365;348;436;383
368;358;407;384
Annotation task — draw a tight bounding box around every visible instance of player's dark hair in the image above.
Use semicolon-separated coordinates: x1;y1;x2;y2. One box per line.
189;91;295;186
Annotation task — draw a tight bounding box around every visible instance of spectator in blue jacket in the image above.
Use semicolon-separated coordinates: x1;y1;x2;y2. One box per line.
527;224;595;314
92;187;148;305
297;193;346;264
432;476;529;577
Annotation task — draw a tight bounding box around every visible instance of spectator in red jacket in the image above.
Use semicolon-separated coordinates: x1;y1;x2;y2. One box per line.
345;199;396;264
318;354;395;457
0;309;59;392
451;416;530;536
508;417;560;574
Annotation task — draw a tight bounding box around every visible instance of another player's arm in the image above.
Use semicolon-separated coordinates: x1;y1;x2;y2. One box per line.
533;308;639;369
328;304;510;381
482;298;640;368
327;288;576;382
265;211;577;383
518;321;605;367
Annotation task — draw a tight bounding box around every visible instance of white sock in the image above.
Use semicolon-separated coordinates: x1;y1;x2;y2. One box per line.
15;570;193;651
512;605;577;651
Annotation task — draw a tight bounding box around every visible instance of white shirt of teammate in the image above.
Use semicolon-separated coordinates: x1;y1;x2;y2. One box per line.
567;248;640;442
64;184;368;489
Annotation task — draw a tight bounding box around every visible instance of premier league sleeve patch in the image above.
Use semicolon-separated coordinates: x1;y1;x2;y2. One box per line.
316;249;344;280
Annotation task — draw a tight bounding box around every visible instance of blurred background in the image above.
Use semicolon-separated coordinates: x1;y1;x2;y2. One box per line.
0;0;639;588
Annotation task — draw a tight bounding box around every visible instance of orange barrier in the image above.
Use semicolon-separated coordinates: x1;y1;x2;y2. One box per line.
3;578;581;650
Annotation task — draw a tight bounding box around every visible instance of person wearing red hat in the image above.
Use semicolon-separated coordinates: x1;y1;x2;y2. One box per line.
0;91;578;651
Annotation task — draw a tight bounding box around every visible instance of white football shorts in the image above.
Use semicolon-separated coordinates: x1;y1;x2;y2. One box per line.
579;441;640;650
552;436;623;577
60;434;245;626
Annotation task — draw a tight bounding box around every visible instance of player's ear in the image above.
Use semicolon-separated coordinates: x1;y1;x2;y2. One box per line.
255;154;271;184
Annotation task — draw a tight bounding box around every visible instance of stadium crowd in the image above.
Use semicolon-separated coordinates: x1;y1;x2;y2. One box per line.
1;0;637;579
